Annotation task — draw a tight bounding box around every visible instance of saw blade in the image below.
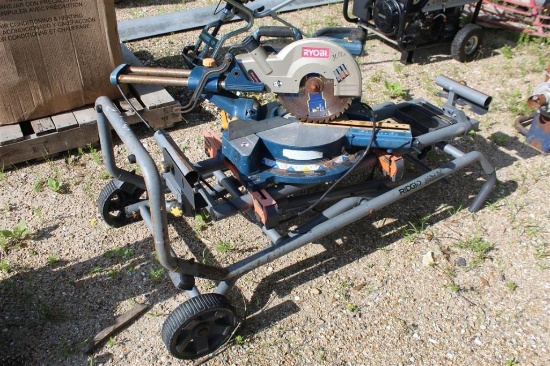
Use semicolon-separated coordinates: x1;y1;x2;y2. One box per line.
278;75;353;123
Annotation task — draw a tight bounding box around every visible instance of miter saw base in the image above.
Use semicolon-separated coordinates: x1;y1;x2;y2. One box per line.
219;101;415;189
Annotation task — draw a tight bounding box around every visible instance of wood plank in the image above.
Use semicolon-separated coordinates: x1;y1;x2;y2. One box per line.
117;0;343;41
124;103;182;130
30;117;56;136
118;97;144;114
0;123;99;166
73;107;98;126
0;124;24;146
51;112;79;132
85;304;149;354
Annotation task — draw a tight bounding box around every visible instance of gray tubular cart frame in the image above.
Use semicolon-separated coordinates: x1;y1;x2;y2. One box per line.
95;87;496;299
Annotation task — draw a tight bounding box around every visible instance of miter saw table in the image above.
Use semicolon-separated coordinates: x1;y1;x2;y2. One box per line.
95;35;495;360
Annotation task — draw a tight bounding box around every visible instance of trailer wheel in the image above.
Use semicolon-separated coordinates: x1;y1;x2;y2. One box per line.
451;23;483;62
162;293;237;360
98;180;146;228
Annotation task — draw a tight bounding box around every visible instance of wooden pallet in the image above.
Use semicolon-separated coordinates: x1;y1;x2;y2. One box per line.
0;44;182;167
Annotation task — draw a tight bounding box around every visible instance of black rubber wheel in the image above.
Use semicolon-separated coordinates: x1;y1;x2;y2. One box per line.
98;180;146;228
162;293;237;360
0;354;26;366
451;23;483;63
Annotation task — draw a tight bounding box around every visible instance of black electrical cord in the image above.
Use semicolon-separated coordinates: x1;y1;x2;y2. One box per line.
117;84;154;132
281;105;378;223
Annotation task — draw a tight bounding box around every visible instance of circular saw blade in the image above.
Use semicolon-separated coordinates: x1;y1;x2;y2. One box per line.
278;75;353;123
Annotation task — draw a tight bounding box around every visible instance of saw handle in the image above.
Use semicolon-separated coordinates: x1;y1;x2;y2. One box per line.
110;64;191;87
253;26;302;41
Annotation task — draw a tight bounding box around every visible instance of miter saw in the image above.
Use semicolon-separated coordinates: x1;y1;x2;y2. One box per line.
96;34;495;360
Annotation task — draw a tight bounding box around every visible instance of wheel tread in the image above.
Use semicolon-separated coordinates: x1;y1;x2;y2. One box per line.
161;293;235;359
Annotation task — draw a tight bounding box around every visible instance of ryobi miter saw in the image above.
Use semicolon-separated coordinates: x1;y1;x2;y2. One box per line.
112;35;412;189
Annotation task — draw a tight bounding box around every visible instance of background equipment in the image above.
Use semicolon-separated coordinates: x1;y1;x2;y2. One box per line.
514;64;550;154
344;0;485;63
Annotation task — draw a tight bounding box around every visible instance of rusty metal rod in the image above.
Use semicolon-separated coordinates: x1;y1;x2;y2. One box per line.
125;65;192;78
117;74;189;87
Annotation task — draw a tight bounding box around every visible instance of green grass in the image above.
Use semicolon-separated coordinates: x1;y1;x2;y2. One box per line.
392;59;404;73
503;90;531;116
87;144;102;165
384;80;406;99
234;335;245;345
99;171;112;180
0;220;31;253
149;268;164;282
505;358;519;366
47;254;58;265
500;44;513;59
455;236;494;268
104;247;134;261
107;268;119;279
194;211;210;231
0;260;10;273
88;266;104;275
47;177;62;192
402;216;432;242
534;243;549;259
446;283;461;293
216;241;232;252
34;177;46;192
489;132;510;146
505;281;518;291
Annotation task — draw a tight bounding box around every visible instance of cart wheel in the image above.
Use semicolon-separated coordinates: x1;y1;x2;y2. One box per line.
98;180;146;228
451;23;483;63
162;293;237;360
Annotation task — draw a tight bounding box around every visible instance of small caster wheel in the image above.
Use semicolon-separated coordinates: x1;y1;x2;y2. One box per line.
162;293;237;360
98;180;146;228
451;23;483;63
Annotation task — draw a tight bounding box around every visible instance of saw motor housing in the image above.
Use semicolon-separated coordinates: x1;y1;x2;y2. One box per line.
236;37;362;96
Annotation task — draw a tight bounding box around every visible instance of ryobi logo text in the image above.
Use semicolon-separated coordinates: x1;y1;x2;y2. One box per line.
302;47;330;58
399;180;421;195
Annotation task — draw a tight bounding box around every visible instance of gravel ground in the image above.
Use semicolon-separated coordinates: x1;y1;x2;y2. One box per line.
1;1;550;365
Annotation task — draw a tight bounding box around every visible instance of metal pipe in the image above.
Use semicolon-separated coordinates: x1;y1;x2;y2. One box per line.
125;66;192;78
436;142;496;212
217;146;496;287
95;97;178;271
514;113;535;137
413;122;471;149
96;101;146;189
118;74;189;87
436;76;492;108
155;130;199;184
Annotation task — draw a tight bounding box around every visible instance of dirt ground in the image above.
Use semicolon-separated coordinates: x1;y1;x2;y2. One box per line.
1;1;549;365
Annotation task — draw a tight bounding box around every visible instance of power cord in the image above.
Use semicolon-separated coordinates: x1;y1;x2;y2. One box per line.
281;104;378;223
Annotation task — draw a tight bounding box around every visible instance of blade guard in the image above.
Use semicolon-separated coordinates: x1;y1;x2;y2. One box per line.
237;38;362;97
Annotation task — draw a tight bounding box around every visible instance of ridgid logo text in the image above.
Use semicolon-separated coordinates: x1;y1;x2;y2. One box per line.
302;47;330;58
